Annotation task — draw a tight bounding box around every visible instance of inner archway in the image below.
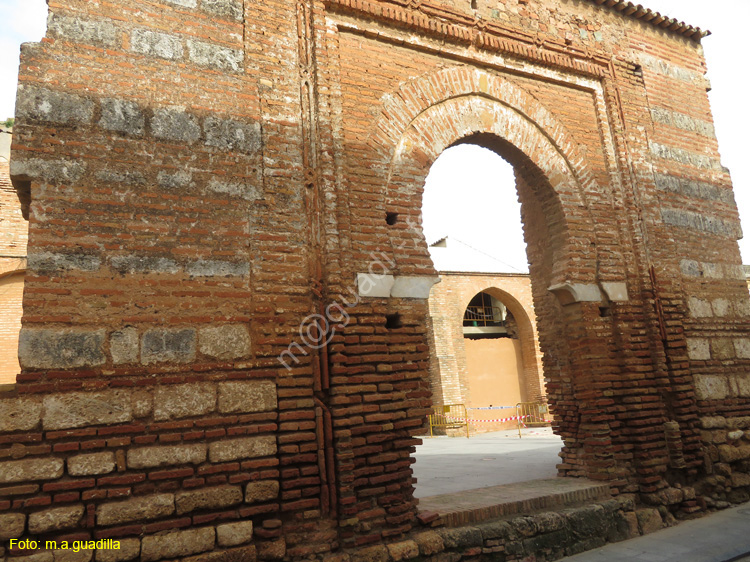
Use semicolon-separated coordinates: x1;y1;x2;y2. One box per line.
414;138;563;497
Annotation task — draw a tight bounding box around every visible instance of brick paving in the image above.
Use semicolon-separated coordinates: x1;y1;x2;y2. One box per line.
418;477;612;527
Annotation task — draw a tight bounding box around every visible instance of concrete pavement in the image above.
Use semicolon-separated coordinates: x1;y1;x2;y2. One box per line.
560;503;750;562
412;427;562;498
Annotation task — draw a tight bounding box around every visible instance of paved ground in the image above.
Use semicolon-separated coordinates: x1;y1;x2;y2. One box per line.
412;428;750;562
412;427;562;498
560;503;750;562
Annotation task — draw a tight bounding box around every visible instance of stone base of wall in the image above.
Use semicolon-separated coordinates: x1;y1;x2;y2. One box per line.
329;499;639;562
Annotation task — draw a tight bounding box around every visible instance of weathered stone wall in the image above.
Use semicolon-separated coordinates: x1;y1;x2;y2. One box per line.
4;0;749;559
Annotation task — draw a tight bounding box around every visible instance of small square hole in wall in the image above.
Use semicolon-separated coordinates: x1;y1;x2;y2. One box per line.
386;212;398;225
385;313;403;329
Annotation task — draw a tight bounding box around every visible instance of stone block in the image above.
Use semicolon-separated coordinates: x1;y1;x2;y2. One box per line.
413;530;443;556
11;553;53;562
438;526;483;548
140;527;215;561
257;539;285;560
131;28;183;60
701;416;727;429
0;457;64;484
687;338;710;361
109;255;179;275
694;375;730;401
10;157;86;184
687;297;713;318
355;545;389;562
97;493;174;526
216;520;254;547
141;328;196;365
207;178;260;200
357;273;394;298
386;540;419;561
187;40;243;72
732;473;750;487
635;508;662;535
53;548;93;562
109;327;139;365
182;546;257;562
68;452;116;476
185;259;250;277
28;251;101;275
245;480;279;503
218;380;276;414
157;170;193;189
209;436;276;463
127;443;207;469
131;389;153;418
99;98;145;136
710;338;735;361
154;383;216;420
96;169;146;186
95;538;141;562
203;118;261;154
201;0;243;20
718;445;750;463
48;14;118;47
0;396;42;432
0;512;25;539
712;298;731;316
390;276;440;299
735;339;750;360
737;376;750;399
15;85;94;125
28;504;84;533
20;328;106;371
726;417;750;430
199;325;251;361
166;0;197;5
43;390;132;430
151;106;200;143
175;485;243;514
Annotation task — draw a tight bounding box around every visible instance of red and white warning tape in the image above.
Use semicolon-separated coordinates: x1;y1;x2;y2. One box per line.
442;415;529;424
440;415;554;424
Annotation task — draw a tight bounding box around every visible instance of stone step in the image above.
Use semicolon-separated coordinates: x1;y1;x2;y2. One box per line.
418;477;612;527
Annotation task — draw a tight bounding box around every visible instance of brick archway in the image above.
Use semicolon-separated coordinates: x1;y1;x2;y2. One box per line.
363;66;628;485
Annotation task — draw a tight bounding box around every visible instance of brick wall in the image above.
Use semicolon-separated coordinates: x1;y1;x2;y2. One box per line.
3;0;750;559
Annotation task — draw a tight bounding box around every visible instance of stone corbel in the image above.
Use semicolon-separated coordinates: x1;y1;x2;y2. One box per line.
548;282;629;306
357;274;440;299
547;283;603;306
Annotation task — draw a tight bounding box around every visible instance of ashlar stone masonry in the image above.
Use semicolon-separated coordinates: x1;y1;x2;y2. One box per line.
3;0;749;560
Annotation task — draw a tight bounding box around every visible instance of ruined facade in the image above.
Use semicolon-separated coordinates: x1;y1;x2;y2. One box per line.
3;0;750;559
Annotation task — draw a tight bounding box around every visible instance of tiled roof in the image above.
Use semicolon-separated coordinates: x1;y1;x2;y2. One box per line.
584;0;710;40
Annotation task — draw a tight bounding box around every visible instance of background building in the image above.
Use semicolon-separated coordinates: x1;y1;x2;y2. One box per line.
0;127;26;384
427;237;545;433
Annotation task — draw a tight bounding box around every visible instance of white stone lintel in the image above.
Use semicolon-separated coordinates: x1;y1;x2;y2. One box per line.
356;274;440;299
